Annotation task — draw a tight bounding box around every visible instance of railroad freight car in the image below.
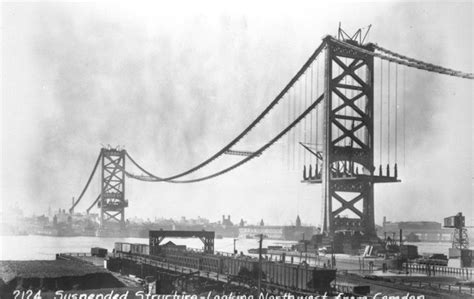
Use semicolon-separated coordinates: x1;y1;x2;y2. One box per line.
224;256;258;277
261;260;334;291
332;280;370;296
200;254;224;273
91;247;108;257
131;243;150;255
114;242;131;253
163;253;201;269
160;245;187;253
113;242;335;293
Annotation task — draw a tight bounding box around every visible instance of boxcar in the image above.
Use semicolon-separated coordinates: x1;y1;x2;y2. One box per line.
200;255;222;273
115;242;131;253
130;243;149;255
224;256;259;278
91;247;108;257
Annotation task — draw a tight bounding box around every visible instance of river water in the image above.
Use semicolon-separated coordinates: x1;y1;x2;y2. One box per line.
0;235;460;261
0;235;297;260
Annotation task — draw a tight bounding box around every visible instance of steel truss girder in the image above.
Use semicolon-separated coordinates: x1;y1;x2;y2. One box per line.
103;210;123;222
100;148;127;229
332;192;364;218
149;230;215;254
322;37;376;236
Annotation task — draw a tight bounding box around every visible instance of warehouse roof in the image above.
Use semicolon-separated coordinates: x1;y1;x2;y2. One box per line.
0;260;108;283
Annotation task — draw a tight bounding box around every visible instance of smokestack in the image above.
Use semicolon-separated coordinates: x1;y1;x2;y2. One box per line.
70;197;75;214
399;229;403;245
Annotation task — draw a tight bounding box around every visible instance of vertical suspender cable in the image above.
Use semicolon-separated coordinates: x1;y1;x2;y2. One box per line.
318;55;323;227
287;92;290;171
335;63;339;143
295;81;298;170
403;66;406;167
295;81;299;170
395;64;398;163
316;59;320;166
387;62;391;166
298;79;303;168
282;94;286;166
379;60;383;166
291;87;296;170
290;87;293;170
304;72;308;166
310;64;314;165
290;88;293;171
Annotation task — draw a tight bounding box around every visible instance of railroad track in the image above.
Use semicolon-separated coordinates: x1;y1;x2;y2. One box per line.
337;274;474;298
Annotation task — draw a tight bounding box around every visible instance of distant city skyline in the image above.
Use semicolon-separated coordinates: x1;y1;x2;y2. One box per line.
3;201;470;228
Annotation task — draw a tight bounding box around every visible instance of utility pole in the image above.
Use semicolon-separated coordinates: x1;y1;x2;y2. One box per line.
258;234;263;295
233;238;237;254
331;240;335;269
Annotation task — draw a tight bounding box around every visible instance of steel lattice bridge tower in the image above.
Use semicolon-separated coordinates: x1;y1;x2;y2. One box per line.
70;27;473;239
99;148;128;230
301;36;398;238
70;147;128;231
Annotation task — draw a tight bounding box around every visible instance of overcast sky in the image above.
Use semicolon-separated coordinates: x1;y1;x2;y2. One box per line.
1;1;472;226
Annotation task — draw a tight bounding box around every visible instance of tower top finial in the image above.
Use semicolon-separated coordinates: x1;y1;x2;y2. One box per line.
337;23;372;45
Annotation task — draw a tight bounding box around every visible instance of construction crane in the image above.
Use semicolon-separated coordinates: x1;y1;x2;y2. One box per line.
443;212;471;249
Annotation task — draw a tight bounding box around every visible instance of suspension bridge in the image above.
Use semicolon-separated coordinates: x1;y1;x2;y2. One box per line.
69;27;473;239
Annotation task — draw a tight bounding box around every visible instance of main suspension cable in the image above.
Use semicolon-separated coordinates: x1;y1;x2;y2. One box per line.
69;151;102;212
123;37;472;183
372;44;474;79
86;194;101;213
127;94;325;183
329;37;474;79
127;41;327;182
